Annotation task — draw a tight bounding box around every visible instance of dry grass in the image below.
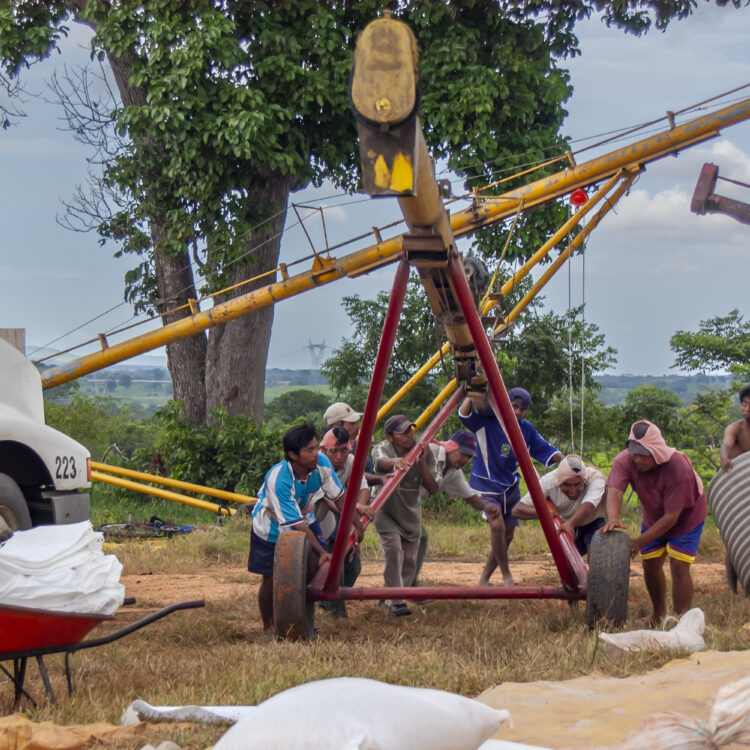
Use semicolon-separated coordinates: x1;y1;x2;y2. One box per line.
1;514;742;749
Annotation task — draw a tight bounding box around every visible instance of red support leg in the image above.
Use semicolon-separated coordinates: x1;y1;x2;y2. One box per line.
323;258;410;592
447;253;582;591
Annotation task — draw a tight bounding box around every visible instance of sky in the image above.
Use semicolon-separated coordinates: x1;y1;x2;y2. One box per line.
1;4;749;377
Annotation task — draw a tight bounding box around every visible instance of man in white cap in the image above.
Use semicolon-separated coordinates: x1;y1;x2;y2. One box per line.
512;454;605;557
323;402;363;444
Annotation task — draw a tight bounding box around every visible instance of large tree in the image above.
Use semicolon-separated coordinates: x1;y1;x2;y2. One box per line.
2;0;737;425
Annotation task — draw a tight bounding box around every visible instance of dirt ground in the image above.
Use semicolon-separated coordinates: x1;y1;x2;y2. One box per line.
120;556;727;618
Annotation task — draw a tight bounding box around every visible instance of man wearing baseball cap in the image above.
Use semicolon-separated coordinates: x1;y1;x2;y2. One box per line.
459;387;563;586
371;414;439;616
604;420;706;627
323;402;363;442
413;431;501;585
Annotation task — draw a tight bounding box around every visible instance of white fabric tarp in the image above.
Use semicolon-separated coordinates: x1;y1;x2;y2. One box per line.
0;521;125;615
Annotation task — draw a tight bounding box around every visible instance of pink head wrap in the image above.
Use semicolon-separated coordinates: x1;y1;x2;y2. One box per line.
320;429;346;452
628;420;704;494
627;421;676;465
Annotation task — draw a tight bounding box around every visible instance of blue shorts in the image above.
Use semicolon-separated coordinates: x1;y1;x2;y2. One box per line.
481;483;521;527
640;521;704;563
248;521;327;577
574;517;605;556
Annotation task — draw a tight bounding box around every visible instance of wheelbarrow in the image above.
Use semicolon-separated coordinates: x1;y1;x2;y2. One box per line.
0;598;205;706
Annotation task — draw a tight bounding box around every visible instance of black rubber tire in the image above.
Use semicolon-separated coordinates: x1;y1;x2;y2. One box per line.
273;531;315;641
585;529;630;629
707;452;750;594
0;473;32;533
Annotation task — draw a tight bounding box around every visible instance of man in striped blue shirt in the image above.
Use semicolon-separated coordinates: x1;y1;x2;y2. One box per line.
249;423;343;634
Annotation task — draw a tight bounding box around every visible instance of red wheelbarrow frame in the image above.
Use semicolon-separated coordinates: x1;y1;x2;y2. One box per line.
301;254;587;611
0;598;205;706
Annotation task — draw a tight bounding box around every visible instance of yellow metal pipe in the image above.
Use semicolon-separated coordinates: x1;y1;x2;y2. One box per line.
91;461;257;505
377;342;451;421
41;96;750;390
91;470;236;516
504;176;635;327
415;379;458;429
497;171;623;298
409;176;635;424
41;233;406;389
451;96;750;234
374;172;623;421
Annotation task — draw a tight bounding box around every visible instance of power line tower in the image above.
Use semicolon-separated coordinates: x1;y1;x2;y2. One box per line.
303;340;329;370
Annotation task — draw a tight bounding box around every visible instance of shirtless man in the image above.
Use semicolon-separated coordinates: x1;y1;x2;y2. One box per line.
720;385;750;472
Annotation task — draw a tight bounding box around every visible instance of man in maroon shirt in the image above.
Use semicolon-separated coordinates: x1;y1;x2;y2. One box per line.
603;420;707;627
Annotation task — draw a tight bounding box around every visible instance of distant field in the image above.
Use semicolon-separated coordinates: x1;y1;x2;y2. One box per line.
70;381;331;409
263;384;331;403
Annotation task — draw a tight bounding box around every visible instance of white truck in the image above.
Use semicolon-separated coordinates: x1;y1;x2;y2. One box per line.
0;337;90;533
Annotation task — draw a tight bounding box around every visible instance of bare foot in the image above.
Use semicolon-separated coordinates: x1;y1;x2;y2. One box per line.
477;576;492;587
502;573;515;587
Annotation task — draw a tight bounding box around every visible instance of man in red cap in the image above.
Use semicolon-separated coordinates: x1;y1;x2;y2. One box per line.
371;415;439;616
604;420;707;627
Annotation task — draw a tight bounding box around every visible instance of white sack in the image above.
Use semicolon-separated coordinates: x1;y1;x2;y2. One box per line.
598;607;705;656
213;677;509;750
121;700;253;726
0;521;125;615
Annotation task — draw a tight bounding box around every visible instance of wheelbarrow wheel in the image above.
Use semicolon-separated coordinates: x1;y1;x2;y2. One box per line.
273;531;315;641
585;529;630;630
0;473;32;535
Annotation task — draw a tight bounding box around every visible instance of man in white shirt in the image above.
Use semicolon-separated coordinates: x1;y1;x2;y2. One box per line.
511;454;606;556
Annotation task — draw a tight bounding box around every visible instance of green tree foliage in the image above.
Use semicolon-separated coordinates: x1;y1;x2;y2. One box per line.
671;309;750;381
4;0;732;425
321;275;451;418
501;305;617;412
539;387;618;455
45;393;154;461
680;388;736;476
264;389;331;429
611;384;683;443
145;401;285;496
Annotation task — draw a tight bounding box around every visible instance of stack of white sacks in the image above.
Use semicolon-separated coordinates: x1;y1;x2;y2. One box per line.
0;521;125;615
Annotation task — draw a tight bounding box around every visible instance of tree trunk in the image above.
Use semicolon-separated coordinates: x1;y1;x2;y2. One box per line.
106;46;208;425
205;176;294;424
151;224;208;425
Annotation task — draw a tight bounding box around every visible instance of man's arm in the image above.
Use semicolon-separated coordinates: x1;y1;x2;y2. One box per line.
629;510;680;559
559;502;597;539
420;445;440;496
721;422;740;472
459;397;473;417
512;502;539;520
602;486;626;532
376;454;410;472
291;522;331;566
